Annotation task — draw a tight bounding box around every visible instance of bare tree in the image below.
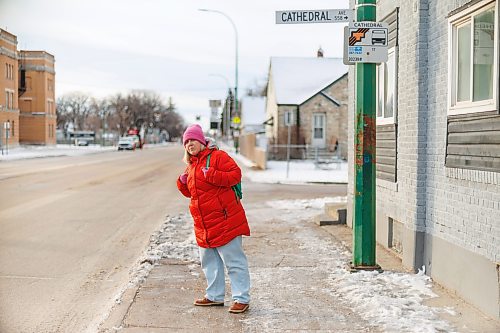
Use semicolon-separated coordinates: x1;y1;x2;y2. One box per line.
245;77;267;97
108;93;130;136
57;90;185;141
56;93;92;131
159;97;184;139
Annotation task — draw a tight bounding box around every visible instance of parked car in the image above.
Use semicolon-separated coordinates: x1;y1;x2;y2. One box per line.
75;138;90;146
117;136;136;151
130;135;143;149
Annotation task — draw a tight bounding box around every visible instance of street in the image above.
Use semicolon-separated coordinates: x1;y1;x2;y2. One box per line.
0;146;188;332
2;146;498;332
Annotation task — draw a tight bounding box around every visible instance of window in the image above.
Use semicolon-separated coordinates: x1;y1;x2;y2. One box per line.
4;64;14;80
313;114;325;139
449;1;498;115
284;110;294;126
377;47;398;124
12;121;14;137
4;90;13;109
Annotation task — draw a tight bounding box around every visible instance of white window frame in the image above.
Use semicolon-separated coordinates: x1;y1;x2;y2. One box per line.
284;110;294;126
448;0;499;115
376;46;398;125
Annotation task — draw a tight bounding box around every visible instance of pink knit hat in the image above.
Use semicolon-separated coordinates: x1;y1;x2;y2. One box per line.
182;124;206;146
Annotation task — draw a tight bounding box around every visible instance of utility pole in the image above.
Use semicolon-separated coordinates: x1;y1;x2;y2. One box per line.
352;0;379;270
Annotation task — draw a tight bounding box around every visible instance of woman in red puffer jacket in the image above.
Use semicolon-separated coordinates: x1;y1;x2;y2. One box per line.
176;124;250;314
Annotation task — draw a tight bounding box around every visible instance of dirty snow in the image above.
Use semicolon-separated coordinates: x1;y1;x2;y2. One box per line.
0;144;117;161
247;197;457;333
9;144;456;331
126;214;198;289
0;143;173;161
114;197;456;333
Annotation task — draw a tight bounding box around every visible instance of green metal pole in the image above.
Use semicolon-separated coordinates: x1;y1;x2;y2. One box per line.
353;0;378;269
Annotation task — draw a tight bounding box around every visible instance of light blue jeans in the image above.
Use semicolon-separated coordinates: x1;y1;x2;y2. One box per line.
199;236;250;304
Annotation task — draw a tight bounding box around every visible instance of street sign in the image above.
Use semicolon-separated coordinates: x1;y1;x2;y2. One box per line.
344;21;389;64
209;100;221;108
276;9;353;24
210;108;220;122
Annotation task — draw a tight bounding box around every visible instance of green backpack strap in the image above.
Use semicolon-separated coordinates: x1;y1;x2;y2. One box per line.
205;152;242;201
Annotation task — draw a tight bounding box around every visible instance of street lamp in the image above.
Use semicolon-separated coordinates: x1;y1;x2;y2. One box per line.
199;8;239;138
208;73;230;90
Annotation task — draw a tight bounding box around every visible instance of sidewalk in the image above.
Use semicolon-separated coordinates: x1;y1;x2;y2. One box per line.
99;191;499;332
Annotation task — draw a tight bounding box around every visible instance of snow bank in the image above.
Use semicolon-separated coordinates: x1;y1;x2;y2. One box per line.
266;197;456;333
127;214;198;288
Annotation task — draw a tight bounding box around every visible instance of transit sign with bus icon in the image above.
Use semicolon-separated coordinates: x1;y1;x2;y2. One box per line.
344;21;389;64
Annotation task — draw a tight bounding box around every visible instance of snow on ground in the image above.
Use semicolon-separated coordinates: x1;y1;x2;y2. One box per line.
232;152;348;184
0;143;175;161
117;197;456;333
126;214;199;290
8;143;455;331
0;144;116;161
2;143;347;185
256;197;456;333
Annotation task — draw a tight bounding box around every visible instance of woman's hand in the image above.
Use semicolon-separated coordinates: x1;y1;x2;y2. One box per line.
179;173;188;184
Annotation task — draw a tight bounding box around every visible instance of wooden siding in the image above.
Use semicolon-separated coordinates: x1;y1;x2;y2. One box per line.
377;124;397;182
446;114;500;172
381;8;398;48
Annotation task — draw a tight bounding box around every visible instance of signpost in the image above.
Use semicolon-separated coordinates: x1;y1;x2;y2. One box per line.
3;122;10;155
344;21;388;64
352;0;380;272
276;3;382;272
276;9;353;24
209;99;222;131
284;111;294;179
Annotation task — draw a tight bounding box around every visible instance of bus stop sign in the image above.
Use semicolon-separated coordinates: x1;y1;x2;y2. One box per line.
344;21;389;64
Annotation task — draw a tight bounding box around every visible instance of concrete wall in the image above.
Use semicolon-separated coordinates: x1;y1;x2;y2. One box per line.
347;0;500;319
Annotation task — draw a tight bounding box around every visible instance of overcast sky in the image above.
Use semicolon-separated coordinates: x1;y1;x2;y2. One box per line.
1;0;349;126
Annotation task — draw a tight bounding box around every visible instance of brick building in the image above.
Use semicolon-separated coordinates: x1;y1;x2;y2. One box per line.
0;29;19;147
347;0;499;318
18;51;57;145
0;28;56;147
265;56;348;160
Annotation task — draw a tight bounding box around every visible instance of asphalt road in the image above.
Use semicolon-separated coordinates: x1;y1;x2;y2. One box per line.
0;145;189;333
0;145;347;333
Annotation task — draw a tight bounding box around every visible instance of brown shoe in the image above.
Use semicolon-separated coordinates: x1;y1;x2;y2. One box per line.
193;297;224;306
228;302;249;313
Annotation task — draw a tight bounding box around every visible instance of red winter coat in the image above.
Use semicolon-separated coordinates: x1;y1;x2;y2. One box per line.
177;147;250;248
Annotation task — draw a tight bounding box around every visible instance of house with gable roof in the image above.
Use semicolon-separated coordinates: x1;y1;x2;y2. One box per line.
264;54;348;160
